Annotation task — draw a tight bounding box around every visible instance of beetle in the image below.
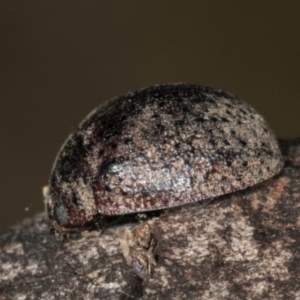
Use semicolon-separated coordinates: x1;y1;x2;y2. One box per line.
44;84;283;236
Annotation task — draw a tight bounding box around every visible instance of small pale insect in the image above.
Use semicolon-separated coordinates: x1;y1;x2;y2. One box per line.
45;84;283;235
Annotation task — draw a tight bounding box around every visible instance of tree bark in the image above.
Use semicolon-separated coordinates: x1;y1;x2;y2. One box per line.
1;139;300;300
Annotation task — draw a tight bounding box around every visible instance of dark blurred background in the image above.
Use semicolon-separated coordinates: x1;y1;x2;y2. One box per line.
0;1;299;230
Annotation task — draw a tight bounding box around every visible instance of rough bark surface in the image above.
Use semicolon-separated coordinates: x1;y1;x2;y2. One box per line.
1;139;300;300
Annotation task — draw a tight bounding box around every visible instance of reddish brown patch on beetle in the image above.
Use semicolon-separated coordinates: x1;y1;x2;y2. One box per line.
45;84;283;232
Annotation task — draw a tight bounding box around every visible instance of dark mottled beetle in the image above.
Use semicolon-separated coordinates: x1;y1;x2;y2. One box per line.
44;84;283;235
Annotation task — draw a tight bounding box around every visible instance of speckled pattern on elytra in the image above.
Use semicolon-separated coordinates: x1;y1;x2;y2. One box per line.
46;84;283;230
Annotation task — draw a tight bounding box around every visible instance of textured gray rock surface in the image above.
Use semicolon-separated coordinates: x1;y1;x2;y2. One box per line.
1;139;300;299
